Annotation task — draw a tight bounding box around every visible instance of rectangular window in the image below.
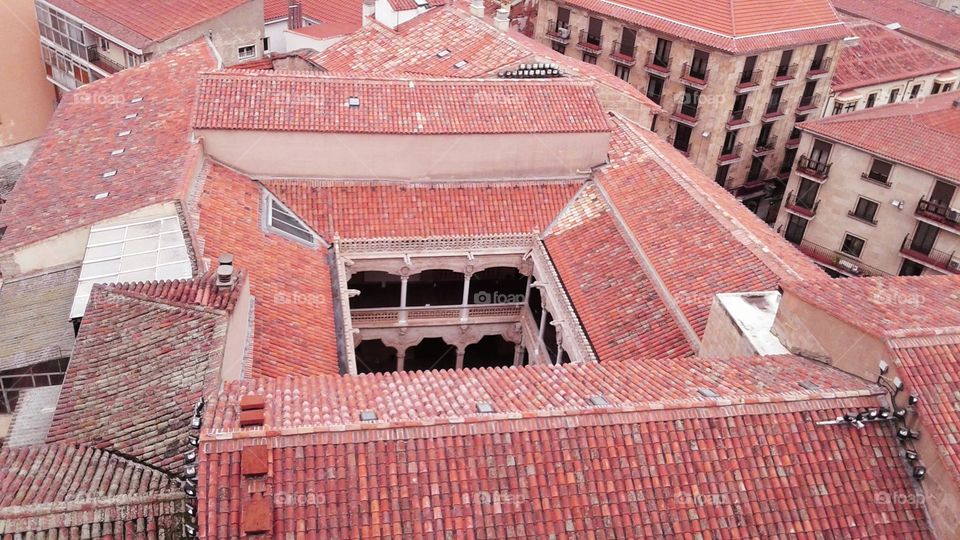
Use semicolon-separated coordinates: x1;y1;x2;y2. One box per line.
654;38;671;67
945;83;954;92
262;36;270;52
552;42;566;54
238;44;256;59
556;7;570;26
690;49;709;79
587;17;602;45
776;49;794;77
866;159;892;184
866;93;877;108
932;82;942;95
582;52;598;64
811;43;827;71
715;164;730;187
784;214;808;244
740;55;757;84
832;102;843;115
888;88;900;103
614;64;630;82
850;197;879;224
841;234;865;258
268;197;315;244
99;37;110;51
646;75;664;104
910;84;922;99
844;101;857;113
620;28;636;55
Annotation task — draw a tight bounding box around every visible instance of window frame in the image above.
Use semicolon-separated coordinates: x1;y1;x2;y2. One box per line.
238;44;256;60
849;197;880;225
840;233;866;258
264;192;318;246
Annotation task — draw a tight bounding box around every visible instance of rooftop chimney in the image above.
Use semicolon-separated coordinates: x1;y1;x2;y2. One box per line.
288;1;303;30
217;253;235;289
493;4;509;32
363;0;375;25
470;0;484;18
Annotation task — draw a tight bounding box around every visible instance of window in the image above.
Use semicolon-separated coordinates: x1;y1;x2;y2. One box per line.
689;49;709;79
776;49;794;77
844;101;857;113
715;164;730;187
582;52;598;64
654;38;671;67
267;195;315;244
680;86;700;117
672;123;692;153
646;75;664;104
899;259;925;276
586;17;602;46
619;27;637;56
556;7;570;27
99;37;110;51
238;44;256;59
262;36;270;52
552;42;566;54
945;83;954;92
866;93;877;108
784;214;808;244
865;159;892;184
832;102;843;115
910;84;922;99
810;44;827;71
615;64;631;82
747;156;765;181
850;197;879;224
888;88;900;103
840;234;865;258
740;55;757;84
722;130;738;155
124;50;142;68
932;82;942;95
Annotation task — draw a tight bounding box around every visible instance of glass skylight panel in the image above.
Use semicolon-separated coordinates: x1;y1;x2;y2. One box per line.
269;198;314;244
70;215;193;318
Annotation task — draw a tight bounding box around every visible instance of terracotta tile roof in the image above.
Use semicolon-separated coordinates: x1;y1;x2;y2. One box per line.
564;0;849;54
264;0;362;24
587;116;826;340
4;386;62;447
205;354;874;433
833;0;960;56
782;274;960;339
892;340;960;486
311;8;659;111
833;19;960;92
45;283;229;472
228;49;327;71
289;20;359;38
544;184;693;360
192;71;611;134
263;179;583;239
111;269;244;312
46;0;249;50
0;265;79;371
0;40;216;253
799;91;960;184
198;359;930;538
0;444;184;536
388;0;446;11
195;163;340;378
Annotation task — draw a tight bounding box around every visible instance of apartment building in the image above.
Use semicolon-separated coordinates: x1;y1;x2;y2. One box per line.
823;19;960;117
775;91;960;277
534;0;849;220
34;0;263;94
1;0;55;147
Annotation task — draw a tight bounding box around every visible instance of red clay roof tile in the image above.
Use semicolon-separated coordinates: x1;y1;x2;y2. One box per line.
264;0;362;24
192;72;611;134
834;0;960;56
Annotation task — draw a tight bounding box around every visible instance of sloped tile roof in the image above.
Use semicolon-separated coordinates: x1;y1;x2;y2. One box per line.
833;19;960;92
205;354;874;433
587;116;826;340
564;0;849;54
0;443;184;536
112;269;243;312
192;72;611;134
45;284;228;472
0;40;216;253
781;274;960;339
388;0;446;11
892;339;960;486
195;163;340;378
544;184;693;360
799;91;960;184
4;386;62;447
264;0;362;24
0;265;79;371
834;0;960;56
46;0;249;50
263;179;583;239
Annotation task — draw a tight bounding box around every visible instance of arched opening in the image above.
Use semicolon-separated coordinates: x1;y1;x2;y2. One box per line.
463;335;516;369
355;339;397;374
468;267;527;304
348;271;401;309
404;338;456;372
406;269;464;307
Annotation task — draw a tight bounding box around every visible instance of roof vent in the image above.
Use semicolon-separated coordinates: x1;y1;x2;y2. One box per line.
241;444;269;476
217;253;236;288
698;388;720;398
124;113;138;119
239;394;266;428
93;192;109;200
454;60;468;69
476;402;494;413
437;49;450;58
118;130;131;137
348;96;360;107
130;97;143;103
587;395;608;407
101;170;117;178
111;148;125;155
885;22;902;30
359;410;378;422
414;0;429;7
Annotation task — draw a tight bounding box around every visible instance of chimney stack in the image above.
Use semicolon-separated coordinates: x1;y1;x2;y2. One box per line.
470;0;484;18
217;253;236;289
493;4;510;31
288;1;303;30
363;0;375;25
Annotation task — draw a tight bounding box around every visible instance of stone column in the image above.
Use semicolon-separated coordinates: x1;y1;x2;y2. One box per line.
455;346;465;370
399;275;409;325
536;307;548;355
460;271;473;322
396;348;405;372
513;342;525;366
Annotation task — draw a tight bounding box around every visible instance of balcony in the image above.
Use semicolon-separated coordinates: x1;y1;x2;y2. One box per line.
762;101;785;121
351;303;524;328
798;240;887;277
576;29;603;54
900;235;960;274
772;63;798;85
727;107;751;129
610;41;637;66
545;20;572;44
667;135;690;157
796;155;831;181
717;143;743;165
784;190;819;218
736;69;762;93
680;62;709;88
915;197;960;233
785;136;800;149
797;93;820;112
643;51;672;76
671;103;699;125
733;175;771;199
753;135;778;156
807;57;832;79
860;170;892;188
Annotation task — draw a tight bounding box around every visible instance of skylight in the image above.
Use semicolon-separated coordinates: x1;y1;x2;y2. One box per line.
111;149;125;155
70;215;193;318
267;195;315;245
118;130;131;137
454;60;468;69
436;49;450;58
102;170;117;178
